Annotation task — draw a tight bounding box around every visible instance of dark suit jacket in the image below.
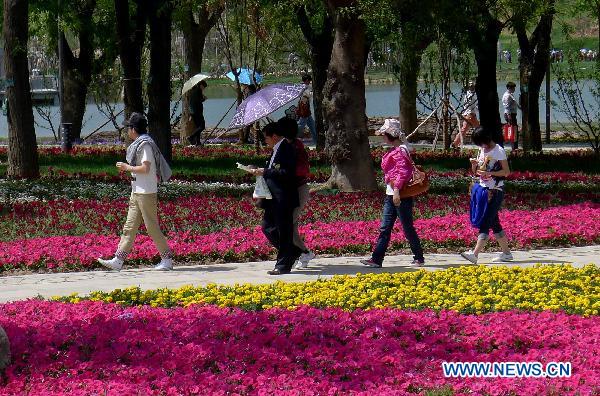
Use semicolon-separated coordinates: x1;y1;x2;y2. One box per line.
263;138;299;211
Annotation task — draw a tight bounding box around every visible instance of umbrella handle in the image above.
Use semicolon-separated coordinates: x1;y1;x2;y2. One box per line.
201;99;238;145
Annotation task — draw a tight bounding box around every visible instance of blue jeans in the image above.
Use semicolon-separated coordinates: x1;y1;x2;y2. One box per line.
297;116;317;144
478;189;505;240
372;196;424;265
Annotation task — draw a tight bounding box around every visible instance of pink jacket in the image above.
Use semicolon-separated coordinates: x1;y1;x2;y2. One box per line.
381;146;413;190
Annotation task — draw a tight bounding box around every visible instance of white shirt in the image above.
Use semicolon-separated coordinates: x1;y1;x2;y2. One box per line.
302;85;313;102
268;139;284;168
131;144;158;194
462;90;477;116
502;90;518;114
477;144;507;190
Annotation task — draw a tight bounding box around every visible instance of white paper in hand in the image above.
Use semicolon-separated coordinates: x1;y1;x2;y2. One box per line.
236;162;257;173
253;176;272;199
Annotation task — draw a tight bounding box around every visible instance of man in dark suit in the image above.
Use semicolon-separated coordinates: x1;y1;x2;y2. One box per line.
250;122;301;275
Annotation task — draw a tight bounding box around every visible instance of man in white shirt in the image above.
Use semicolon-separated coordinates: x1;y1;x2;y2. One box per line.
98;113;173;271
502;81;520;149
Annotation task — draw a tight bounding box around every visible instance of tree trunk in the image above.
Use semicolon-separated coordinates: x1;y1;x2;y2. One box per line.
147;0;173;162
469;16;503;145
61;36;90;142
516;5;553;152
323;1;376;191
181;4;222;144
398;46;424;134
115;0;146;118
3;0;39;179
311;52;331;150
439;39;452;150
58;2;96;141
395;2;434;136
519;61;530;150
296;5;334;151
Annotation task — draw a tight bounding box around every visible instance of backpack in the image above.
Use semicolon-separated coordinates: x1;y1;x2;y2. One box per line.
296;98;311;118
294;140;310;178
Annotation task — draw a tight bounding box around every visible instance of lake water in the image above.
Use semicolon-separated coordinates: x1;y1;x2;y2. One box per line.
0;82;586;138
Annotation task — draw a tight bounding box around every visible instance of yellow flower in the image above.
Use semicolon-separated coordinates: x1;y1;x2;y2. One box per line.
52;264;599;316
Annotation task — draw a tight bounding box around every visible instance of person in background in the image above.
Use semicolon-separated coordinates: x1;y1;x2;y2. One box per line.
453;81;479;148
502;81;520;148
98;112;174;271
238;84;257;144
461;126;513;265
278;116;315;269
361;119;425;268
187;80;208;146
296;74;317;145
249;122;301;275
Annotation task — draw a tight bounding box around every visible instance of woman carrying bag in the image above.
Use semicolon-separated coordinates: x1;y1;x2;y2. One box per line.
361;119;426;268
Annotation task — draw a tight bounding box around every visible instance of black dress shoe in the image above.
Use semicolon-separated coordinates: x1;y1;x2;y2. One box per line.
267;269;290;275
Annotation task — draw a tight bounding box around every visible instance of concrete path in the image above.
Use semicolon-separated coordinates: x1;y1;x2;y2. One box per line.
0;246;598;303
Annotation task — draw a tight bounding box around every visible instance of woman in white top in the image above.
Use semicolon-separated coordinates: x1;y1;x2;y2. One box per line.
461;127;513;264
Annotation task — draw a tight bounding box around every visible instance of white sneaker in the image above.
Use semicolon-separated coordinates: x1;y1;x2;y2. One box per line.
154;258;173;271
298;251;315;265
460;251;478;264
295;252;315;269
98;257;123;271
492;252;514;263
409;259;425;267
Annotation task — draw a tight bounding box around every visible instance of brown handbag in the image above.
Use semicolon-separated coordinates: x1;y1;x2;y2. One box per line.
398;149;430;198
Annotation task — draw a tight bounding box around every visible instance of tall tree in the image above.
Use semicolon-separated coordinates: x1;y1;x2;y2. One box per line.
60;0;118;141
514;0;554;152
29;0;117;141
463;0;505;144
178;0;223;144
115;0;146;118
393;0;434;134
3;0;39;178
58;0;97;142
147;0;173;162
323;0;377;191
295;3;333;150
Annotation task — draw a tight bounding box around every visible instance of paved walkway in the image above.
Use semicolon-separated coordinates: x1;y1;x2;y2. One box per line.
0;246;598;303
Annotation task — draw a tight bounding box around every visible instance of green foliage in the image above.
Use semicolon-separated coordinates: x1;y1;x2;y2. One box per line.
29;0;118;70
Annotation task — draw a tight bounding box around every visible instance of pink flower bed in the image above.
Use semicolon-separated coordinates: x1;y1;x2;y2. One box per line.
0;203;598;270
431;170;600;183
7;192;591;241
0;301;597;395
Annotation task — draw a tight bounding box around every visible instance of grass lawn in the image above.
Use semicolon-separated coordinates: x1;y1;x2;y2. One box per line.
0;154;333;178
1;145;599;178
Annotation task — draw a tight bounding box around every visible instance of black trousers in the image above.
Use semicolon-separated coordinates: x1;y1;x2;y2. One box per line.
188;114;206;145
262;203;302;272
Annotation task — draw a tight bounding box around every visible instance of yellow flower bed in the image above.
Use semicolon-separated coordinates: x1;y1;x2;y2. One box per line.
57;264;600;315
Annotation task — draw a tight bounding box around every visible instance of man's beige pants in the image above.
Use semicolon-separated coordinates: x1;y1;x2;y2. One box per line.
115;193;171;259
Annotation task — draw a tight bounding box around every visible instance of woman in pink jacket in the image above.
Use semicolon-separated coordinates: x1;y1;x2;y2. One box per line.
361;119;425;268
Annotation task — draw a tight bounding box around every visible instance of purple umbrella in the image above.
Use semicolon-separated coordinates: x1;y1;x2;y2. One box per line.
229;83;306;128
